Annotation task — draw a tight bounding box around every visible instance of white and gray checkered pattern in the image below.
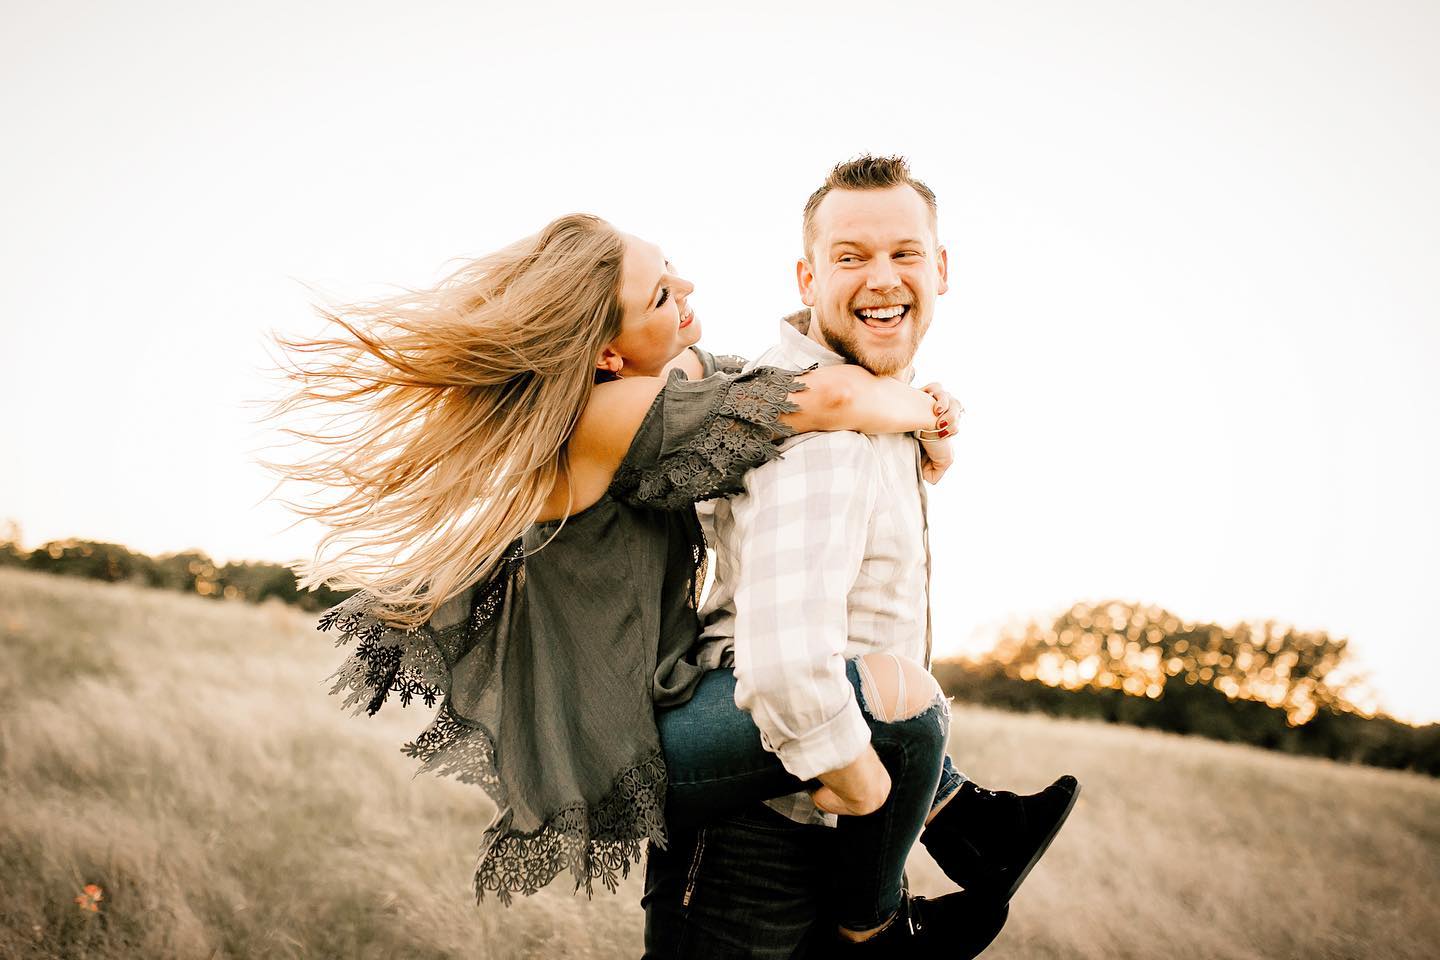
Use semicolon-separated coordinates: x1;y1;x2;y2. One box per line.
695;320;932;826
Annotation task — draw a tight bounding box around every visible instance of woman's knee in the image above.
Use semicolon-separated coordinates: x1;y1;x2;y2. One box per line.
854;653;942;723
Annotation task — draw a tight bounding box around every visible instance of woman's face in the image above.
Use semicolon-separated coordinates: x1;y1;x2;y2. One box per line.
604;234;699;378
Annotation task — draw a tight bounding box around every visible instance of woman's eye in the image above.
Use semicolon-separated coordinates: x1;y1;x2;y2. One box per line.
656;287;670;309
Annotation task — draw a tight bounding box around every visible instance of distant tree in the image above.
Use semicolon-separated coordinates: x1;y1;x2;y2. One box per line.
989;600;1356;724
24;540;158;585
218;561;300;604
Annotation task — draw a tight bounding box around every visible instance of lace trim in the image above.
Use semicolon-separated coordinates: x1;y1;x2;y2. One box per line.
403;701;504;798
319;595;447;715
709;352;747;376
612;364;808;511
318;543;522;717
473;751;668;905
401;705;667;903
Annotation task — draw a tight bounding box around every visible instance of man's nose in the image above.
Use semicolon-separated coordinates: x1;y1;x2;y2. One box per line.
865;259;900;290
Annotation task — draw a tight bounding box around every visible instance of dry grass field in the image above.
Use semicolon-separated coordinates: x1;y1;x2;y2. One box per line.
1;567;1436;959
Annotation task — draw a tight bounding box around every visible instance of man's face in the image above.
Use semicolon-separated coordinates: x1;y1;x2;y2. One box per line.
798;185;948;377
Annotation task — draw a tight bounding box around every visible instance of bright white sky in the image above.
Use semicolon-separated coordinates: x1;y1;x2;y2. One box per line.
3;1;1436;723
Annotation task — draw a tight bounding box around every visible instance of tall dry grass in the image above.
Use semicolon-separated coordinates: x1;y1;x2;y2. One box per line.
1;568;1436;959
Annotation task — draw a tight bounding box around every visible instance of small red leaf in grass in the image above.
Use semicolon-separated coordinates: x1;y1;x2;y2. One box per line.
73;884;104;912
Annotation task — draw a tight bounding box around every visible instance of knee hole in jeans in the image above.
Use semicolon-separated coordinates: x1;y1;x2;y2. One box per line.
854;653;941;722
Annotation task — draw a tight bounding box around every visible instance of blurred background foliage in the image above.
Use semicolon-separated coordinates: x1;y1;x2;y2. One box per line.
0;538;352;612
4;539;1434;778
934;600;1439;778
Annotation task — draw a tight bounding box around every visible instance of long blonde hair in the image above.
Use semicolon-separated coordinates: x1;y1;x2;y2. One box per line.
270;213;626;627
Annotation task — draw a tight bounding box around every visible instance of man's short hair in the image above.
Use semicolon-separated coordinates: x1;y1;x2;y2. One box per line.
802;155;938;260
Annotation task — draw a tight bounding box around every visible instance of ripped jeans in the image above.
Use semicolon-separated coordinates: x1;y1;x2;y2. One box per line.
654;660;963;932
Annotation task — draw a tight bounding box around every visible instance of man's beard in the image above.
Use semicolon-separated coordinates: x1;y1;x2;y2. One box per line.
817;308;925;377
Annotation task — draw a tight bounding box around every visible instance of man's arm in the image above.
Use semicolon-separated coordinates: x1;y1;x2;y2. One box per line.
729;431;881;794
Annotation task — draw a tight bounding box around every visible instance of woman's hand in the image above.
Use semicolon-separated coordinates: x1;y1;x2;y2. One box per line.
918;382;958;485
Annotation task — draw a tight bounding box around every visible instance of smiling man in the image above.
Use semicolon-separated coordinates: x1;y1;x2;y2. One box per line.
642;157;1078;958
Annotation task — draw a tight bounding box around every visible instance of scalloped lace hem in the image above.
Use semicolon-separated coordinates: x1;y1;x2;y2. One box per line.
473;751;668;905
319;582;670;905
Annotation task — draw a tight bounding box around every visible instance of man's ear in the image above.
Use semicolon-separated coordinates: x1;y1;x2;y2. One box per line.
935;245;949;296
796;258;817;307
595;345;624;376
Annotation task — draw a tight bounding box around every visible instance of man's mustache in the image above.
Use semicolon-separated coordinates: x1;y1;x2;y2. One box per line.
849;296;915;310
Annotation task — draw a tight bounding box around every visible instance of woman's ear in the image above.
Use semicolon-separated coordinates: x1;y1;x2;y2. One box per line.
595;345;624;376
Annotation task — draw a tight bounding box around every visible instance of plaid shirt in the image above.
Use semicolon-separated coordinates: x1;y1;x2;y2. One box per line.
695;318;932;825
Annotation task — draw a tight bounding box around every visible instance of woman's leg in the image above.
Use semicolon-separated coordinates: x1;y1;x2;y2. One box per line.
659;668;806;822
833;655;947;936
658;654;948;936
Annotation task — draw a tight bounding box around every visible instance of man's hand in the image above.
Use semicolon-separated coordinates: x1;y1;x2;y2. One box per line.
919;382;959;485
810;745;892;816
920;436;954;484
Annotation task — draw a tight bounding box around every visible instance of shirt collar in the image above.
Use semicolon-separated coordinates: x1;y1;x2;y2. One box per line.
775;312;845;368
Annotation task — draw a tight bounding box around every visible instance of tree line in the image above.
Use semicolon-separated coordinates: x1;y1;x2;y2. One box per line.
0;538;352;611
935;600;1438;778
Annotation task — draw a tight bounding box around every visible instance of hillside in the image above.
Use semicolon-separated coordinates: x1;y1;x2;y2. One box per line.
1;568;1436;959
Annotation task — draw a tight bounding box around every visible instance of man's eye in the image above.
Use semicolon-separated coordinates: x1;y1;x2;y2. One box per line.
656;287;670;309
839;256;860;264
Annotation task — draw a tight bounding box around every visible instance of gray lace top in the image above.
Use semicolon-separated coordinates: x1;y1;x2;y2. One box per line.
318;350;807;904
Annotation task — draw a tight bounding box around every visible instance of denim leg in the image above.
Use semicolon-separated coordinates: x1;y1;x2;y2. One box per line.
660;668;807;826
656;663;948;933
932;753;968;813
642;806;833;960
835;658;946;929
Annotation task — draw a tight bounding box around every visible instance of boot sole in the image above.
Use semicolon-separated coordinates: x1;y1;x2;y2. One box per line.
1003;779;1081;902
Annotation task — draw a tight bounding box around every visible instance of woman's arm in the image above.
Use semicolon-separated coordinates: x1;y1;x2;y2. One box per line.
657;348;944;436
572;365;942;475
783;364;941;435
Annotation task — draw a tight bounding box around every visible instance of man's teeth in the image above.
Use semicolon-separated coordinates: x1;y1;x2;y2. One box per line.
857;305;907;325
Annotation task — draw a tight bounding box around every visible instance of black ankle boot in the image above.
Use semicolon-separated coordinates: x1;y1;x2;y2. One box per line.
920;775;1080;902
835;890;1009;958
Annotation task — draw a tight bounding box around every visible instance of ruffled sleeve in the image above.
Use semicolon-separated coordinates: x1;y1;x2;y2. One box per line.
609;352;812;511
318;541;523;800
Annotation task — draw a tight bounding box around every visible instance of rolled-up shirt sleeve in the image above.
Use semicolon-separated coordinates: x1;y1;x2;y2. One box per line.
730;431;879;781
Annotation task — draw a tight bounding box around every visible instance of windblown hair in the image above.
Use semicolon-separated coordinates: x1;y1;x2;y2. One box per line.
802;154;938;260
269;214;627;627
